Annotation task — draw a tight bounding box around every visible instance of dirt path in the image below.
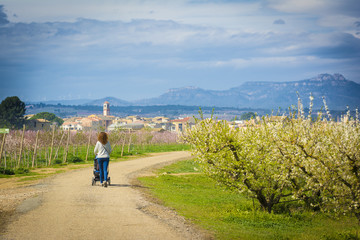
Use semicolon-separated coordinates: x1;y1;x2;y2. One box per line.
1;151;206;240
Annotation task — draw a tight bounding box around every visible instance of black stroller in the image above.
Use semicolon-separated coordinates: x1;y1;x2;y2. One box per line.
91;158;111;186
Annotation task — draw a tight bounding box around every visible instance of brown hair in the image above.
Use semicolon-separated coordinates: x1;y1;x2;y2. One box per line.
97;132;108;145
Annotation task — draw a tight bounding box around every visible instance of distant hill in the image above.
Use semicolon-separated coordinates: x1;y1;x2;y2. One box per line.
29;99;93;105
29;73;360;110
133;86;249;108
30;97;131;106
135;73;360;110
231;73;360;110
84;97;131;106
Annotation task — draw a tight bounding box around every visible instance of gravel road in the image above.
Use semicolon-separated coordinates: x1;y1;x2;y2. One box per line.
1;151;207;240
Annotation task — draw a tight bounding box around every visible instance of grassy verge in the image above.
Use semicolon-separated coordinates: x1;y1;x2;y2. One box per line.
112;143;191;157
138;160;360;240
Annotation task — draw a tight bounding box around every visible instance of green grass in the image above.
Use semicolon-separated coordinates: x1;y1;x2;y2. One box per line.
17;175;45;182
138;160;360;240
111;143;191;157
157;158;199;174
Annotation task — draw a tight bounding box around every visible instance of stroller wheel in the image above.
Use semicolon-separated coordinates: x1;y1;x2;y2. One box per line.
92;177;96;186
108;177;111;186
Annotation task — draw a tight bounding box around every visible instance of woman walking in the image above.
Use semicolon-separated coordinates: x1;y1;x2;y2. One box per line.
94;132;112;187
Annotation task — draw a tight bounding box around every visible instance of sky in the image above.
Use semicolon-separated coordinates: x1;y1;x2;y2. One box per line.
0;0;359;102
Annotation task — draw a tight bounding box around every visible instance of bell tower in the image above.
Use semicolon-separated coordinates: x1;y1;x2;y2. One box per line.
103;101;110;116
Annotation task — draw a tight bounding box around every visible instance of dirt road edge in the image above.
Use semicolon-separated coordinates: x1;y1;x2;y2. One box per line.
129;156;213;240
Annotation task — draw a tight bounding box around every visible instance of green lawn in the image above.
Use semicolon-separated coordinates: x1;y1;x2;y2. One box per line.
138;160;360;240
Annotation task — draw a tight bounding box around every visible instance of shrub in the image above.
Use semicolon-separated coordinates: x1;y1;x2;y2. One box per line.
54;159;62;164
68;156;83;163
0;167;15;175
15;168;30;174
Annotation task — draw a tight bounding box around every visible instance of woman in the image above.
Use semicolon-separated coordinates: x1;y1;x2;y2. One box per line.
94;132;112;187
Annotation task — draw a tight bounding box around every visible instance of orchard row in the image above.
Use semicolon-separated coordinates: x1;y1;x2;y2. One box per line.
184;108;360;222
0;128;179;170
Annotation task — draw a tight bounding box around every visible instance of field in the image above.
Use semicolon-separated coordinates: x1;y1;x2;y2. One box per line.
139;159;360;240
0;128;189;176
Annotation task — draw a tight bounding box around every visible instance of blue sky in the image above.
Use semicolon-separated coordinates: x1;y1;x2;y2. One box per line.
0;0;359;102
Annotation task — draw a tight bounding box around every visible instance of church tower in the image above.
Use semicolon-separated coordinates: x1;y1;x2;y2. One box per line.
103;101;110;116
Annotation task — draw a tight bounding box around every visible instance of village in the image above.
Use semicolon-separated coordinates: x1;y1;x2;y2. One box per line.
24;101;256;134
25;100;354;136
25;101;196;134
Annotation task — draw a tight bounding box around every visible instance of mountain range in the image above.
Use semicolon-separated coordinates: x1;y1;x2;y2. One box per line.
31;74;360;110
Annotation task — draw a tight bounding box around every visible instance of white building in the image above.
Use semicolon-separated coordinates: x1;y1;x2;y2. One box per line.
61;122;83;131
103;101;110;116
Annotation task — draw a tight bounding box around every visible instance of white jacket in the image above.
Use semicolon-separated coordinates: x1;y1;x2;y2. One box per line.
94;141;112;158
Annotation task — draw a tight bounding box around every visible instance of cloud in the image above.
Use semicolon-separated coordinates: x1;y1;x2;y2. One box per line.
1;0;261;28
1;1;360;101
333;0;360;18
211;56;346;69
267;0;326;13
0;5;10;25
273;19;285;24
313;33;360;59
267;0;360;18
1;16;358;72
267;0;360;38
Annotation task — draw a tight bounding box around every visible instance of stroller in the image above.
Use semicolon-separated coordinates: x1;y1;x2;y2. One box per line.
91;158;111;186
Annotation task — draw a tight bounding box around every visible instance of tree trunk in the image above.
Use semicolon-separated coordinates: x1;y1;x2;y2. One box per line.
36;149;40;167
63;129;70;163
45;149;48;166
0;133;7;166
48;127;55;165
32;131;39;168
55;131;66;159
128;130;132;153
4;151;6;169
85;133;91;162
14;150;17;168
355;212;360;225
121;133;126;157
25;149;28;168
256;191;273;214
28;150;30;167
17;124;26;167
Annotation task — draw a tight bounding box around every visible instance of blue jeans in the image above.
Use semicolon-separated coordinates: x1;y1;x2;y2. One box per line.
98;158;109;183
